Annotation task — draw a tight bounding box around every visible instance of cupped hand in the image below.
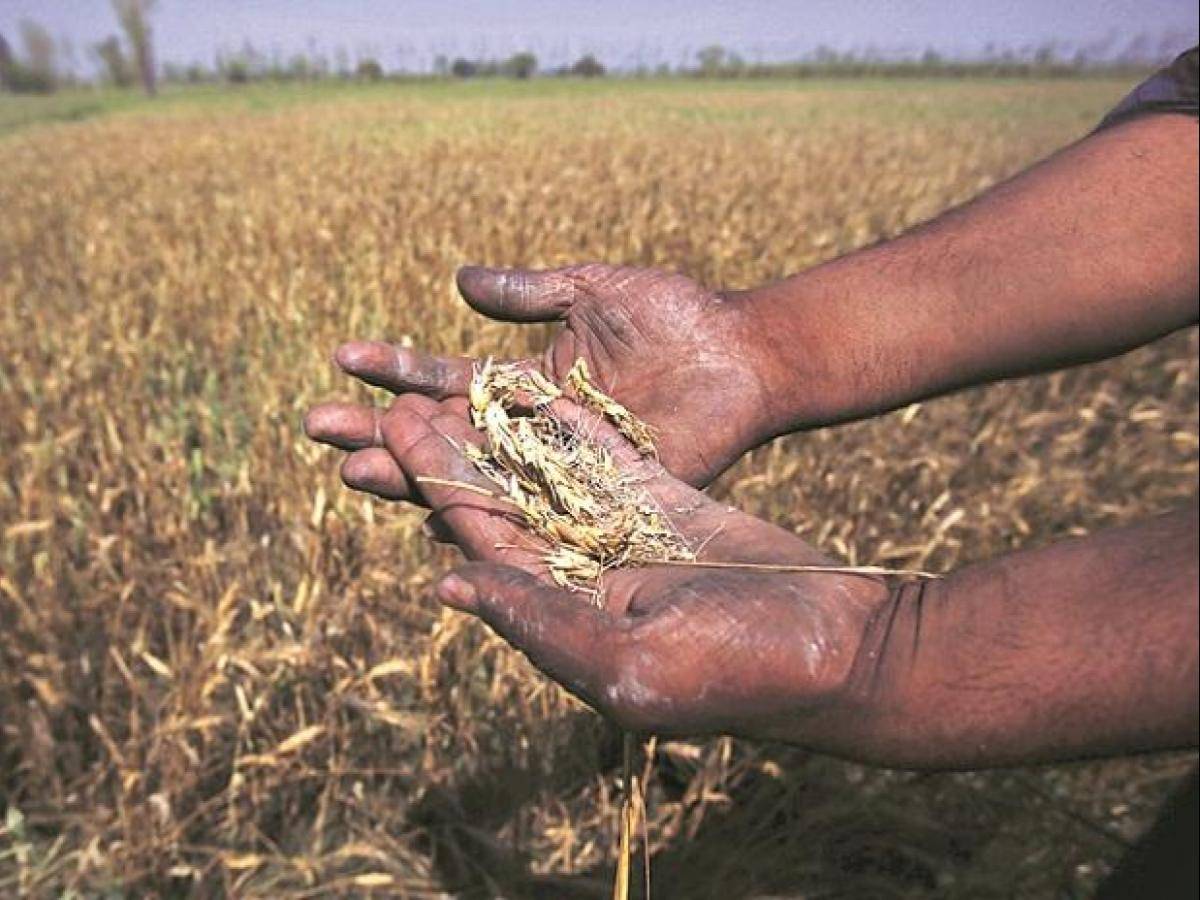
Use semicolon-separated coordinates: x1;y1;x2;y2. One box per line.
363;392;887;742
313;264;779;489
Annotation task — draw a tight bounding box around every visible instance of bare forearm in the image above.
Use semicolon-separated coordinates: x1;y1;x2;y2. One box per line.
815;503;1199;769
743;114;1199;432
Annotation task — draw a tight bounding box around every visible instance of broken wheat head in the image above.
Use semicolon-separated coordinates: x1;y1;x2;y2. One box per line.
462;358;693;596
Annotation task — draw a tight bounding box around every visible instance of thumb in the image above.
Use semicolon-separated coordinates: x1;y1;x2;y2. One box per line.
455;265;580;323
435;562;617;705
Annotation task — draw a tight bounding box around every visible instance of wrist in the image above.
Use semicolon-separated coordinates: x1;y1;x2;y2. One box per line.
788;577;937;766
745;574;896;753
730;274;868;436
734;231;959;436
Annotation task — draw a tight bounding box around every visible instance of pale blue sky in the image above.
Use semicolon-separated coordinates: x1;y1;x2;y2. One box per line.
1;0;1196;74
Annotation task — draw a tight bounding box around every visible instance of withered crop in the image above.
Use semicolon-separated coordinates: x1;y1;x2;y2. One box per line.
1;79;1195;897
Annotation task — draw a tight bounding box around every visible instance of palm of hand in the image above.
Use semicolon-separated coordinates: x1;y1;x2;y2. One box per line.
376;392;883;738
531;266;774;485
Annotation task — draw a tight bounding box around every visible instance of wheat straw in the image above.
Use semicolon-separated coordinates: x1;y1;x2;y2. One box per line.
632;559;942;579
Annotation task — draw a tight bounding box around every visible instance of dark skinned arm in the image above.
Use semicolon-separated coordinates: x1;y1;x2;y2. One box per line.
747;113;1198;434
809;502;1199;768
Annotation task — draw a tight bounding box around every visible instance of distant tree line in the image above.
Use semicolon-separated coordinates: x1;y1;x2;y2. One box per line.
2;21;1188;96
2;0;156;95
679;42;1162;79
0;20;61;93
149;47;603;86
429;51;605;79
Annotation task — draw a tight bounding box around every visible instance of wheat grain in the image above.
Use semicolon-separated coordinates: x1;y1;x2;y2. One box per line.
465;358;694;596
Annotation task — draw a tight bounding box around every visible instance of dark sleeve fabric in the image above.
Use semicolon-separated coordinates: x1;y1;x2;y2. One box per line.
1097;47;1199;131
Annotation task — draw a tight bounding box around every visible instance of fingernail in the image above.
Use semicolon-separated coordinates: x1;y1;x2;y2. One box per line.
459;264;498;284
436;574;478;611
337;343;379;374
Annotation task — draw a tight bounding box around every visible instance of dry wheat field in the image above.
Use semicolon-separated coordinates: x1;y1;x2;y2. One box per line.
1;79;1197;898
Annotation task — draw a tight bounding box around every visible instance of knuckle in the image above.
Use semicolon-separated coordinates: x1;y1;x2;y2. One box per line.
428;411;470;437
490;566;535;592
388;392;439;418
379;400;436;456
470;568;530;610
478;586;533;640
503;270;529;310
394;347;450;394
574;262;609;284
389;344;418;371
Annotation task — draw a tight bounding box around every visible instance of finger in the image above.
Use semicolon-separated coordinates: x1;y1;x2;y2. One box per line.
379;395;491;495
380;395;545;571
304;402;382;451
435;562;617;708
335;341;475;399
456;265;579;323
340;448;414;502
